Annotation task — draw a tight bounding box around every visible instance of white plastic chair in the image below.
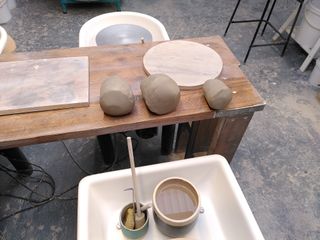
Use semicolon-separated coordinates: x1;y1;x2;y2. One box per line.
0;25;8;54
79;12;171;154
79;11;170;47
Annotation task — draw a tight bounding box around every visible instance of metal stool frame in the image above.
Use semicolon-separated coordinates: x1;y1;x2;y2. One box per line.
224;0;304;63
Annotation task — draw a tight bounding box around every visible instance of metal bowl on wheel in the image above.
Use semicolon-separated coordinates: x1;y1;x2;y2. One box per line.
152;177;201;237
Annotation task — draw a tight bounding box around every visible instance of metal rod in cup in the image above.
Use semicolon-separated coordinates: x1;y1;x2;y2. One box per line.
126;137;142;217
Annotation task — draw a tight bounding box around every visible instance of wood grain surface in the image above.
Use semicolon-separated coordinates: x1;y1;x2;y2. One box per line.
0;56;89;115
143;40;223;90
0;36;265;149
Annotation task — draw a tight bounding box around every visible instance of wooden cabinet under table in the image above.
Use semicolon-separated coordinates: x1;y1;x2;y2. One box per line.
0;36;265;163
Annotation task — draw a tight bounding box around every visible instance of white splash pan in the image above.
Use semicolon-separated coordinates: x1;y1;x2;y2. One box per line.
78;154;264;240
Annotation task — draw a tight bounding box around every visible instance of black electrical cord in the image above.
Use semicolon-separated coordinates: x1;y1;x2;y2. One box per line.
0;183;78;222
62;141;93;175
0;163;55;201
104;132;139;171
61;132;139;174
0;159;77;223
0;133;139;223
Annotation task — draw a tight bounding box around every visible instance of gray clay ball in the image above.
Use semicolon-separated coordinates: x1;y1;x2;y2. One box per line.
100;76;135;116
203;79;232;109
141;74;180;115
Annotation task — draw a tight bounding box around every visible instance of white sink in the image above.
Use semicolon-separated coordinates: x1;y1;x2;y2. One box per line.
78;155;264;240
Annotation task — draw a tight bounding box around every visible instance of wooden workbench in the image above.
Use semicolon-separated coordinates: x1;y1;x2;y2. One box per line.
0;36;265;162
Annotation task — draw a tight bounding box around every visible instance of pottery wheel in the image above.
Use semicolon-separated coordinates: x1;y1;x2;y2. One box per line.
143;40;223;90
96;24;152;45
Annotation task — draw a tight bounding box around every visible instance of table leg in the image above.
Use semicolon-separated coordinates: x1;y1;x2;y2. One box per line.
161;124;176;155
59;0;67;13
114;0;121;11
0;148;33;176
97;134;115;165
185;114;253;162
207;114;253;162
174;123;191;153
185;121;200;159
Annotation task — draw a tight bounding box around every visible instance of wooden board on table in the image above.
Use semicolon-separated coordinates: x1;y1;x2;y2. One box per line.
0;36;265;150
0;56;89;116
143;40;223;90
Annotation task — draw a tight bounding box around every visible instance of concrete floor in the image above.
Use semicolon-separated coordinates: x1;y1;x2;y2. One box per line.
0;0;320;239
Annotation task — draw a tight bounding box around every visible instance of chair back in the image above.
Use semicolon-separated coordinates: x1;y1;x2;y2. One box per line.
79;11;169;47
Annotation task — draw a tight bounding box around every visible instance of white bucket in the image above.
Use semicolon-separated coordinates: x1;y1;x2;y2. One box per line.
309;58;320;87
295;0;320;52
0;0;11;24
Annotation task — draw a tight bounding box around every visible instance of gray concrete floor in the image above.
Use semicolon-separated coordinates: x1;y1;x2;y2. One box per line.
0;0;319;239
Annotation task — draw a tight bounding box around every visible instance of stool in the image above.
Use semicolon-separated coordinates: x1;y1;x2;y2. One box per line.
224;0;305;63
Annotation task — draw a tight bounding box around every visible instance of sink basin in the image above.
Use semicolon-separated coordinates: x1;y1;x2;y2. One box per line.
78;154;264;240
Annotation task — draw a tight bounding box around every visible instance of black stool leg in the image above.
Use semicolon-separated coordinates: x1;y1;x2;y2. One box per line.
1;148;33;176
224;0;242;36
114;0;121;11
97;134;115;165
281;0;304;56
261;0;277;36
184;121;200;159
161;124;176;155
244;0;272;63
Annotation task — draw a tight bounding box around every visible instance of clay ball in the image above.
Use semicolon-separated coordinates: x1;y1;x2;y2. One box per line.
141;74;180;115
100;76;135;116
203;79;232;109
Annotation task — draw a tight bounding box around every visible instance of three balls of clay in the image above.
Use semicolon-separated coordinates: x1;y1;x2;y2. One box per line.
100;75;230;117
140;74;180;115
100;76;135;116
203;79;232;109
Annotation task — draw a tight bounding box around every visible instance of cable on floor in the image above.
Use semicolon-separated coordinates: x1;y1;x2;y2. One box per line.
104;132;139;171
0;133;139;222
62;140;93;175
0;159;77;223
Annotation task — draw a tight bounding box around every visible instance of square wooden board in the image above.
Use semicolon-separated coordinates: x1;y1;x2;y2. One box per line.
0;56;89;116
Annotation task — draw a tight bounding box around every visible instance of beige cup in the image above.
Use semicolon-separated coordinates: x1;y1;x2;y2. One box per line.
152;177;201;237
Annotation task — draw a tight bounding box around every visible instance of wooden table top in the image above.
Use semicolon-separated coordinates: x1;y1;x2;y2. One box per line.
0;36;265;149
